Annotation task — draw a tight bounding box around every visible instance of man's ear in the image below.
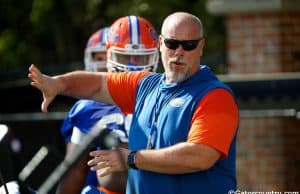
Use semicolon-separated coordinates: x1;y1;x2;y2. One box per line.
199;38;205;57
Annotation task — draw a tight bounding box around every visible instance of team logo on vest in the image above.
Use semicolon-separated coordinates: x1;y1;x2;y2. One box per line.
170;97;185;107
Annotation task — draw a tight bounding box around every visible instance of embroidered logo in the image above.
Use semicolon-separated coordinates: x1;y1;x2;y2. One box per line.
170;98;185;107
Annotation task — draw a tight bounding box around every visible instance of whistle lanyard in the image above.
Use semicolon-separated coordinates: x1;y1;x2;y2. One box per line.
146;84;181;149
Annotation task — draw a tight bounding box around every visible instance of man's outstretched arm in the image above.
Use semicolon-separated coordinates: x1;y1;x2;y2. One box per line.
28;64;114;112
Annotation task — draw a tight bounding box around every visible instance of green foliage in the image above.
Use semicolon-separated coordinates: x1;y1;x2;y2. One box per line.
30;0;53;25
0;0;226;80
0;30;27;68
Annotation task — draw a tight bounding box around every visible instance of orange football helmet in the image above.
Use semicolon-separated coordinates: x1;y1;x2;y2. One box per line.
84;27;109;72
106;16;159;72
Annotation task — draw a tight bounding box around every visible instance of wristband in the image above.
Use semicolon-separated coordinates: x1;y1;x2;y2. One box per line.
127;151;138;169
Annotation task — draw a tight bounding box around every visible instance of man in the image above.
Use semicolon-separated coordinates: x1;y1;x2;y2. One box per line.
29;12;239;194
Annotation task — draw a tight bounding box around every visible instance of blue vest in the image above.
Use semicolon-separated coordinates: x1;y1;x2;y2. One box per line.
127;65;237;194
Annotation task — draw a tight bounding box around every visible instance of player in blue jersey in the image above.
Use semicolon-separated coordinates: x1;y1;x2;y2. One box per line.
56;16;159;194
55;27;120;194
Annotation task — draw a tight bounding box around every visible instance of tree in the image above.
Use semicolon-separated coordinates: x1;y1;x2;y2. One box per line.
0;0;226;81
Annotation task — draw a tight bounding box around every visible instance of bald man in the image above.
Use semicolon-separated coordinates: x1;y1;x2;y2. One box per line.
29;12;239;194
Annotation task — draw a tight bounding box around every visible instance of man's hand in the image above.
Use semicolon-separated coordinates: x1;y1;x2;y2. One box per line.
28;64;63;112
88;148;130;177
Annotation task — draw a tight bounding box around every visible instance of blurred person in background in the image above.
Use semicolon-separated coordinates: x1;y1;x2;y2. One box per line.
56;27;113;194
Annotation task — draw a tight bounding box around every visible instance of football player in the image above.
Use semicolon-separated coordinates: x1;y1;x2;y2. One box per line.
57;15;159;194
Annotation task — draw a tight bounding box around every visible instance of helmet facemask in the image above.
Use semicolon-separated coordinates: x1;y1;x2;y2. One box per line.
84;27;109;72
84;46;107;72
107;45;159;72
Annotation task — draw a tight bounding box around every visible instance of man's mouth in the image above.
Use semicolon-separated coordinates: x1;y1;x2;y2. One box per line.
171;62;185;71
173;62;183;66
169;57;185;69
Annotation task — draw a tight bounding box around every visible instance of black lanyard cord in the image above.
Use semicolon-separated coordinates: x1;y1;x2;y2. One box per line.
153;84;182;123
147;84;182;149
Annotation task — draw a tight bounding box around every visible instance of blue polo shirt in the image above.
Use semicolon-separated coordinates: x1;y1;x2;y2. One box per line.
126;66;237;194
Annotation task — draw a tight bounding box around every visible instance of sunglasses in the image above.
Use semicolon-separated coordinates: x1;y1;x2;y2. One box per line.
162;36;203;51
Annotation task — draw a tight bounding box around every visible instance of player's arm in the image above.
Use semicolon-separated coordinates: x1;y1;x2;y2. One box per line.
28;64;114;112
56;142;90;194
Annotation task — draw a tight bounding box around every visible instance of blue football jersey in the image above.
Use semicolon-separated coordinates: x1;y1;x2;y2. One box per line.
60;99;131;188
60;99;130;143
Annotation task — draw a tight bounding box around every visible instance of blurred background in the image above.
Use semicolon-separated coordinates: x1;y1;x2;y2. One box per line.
0;0;300;192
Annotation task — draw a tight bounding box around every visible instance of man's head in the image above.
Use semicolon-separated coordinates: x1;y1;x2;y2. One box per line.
106;15;159;72
160;12;205;83
84;27;109;72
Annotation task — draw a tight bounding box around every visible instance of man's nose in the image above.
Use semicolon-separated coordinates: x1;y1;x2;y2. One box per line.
174;45;184;56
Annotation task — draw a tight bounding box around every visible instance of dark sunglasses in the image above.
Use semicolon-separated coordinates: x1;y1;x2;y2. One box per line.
162;36;202;51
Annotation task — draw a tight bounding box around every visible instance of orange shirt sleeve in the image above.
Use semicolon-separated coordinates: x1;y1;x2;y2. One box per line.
107;71;150;114
188;88;239;159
